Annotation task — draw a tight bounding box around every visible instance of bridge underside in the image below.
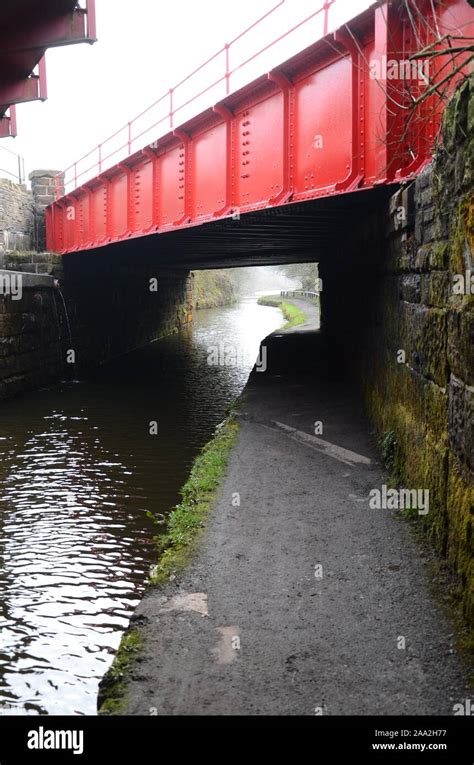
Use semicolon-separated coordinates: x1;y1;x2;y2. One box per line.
61;186;394;271
0;0;95;137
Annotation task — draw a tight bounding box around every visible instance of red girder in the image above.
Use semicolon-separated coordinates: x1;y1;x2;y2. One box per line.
0;107;17;138
0;6;93;55
47;0;474;255
0;57;47;109
0;0;96;133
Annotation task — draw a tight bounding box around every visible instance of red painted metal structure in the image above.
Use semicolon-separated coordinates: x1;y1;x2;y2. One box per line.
47;0;474;255
0;0;96;138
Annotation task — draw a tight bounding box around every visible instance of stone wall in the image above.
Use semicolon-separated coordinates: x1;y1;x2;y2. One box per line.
29;170;62;252
192;269;236;309
0;250;63;275
0;252;193;401
0;270;67;399
358;76;473;625
0;170;61;254
0;178;34;252
0;171;193;389
61;252;193;368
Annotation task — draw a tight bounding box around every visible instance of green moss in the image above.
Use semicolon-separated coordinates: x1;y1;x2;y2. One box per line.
257;295;310;328
280;301;307;328
410;525;473;679
257;295;283;307
423;436;449;552
450;199;471;275
429;242;449;270
192;270;237;309
367;358;473;635
447;453;474;626
4;251;35;263
378;430;397;472
98;628;144;715
424;380;448;444
364;77;474;638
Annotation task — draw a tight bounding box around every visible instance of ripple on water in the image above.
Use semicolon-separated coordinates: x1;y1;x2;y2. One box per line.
0;296;283;714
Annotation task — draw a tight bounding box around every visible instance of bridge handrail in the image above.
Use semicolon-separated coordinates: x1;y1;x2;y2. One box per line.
280;290;319;298
0;144;25;184
55;0;337;197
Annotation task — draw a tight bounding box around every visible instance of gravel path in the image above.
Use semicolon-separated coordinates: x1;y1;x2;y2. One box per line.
117;325;468;716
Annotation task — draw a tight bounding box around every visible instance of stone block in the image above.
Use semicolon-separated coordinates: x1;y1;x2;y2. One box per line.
421;271;449;307
402;302;448;387
34;194;55;207
448;375;473;469
425;380;448;444
415;245;430;271
400;273;421;303
446;451;474;623
423;206;434;225
423;222;436;244
428;241;449;270
29;169;61;181
447;300;474;385
421;187;433;208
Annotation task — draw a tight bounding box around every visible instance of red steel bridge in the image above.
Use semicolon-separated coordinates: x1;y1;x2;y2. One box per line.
46;0;474;259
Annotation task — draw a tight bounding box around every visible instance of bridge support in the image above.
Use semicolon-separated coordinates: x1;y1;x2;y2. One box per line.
319;78;474;626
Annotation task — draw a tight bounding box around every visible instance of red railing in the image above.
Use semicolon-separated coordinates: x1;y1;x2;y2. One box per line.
55;0;339;198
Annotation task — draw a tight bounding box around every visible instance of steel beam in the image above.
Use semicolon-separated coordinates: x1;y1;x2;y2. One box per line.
0;57;47;108
0;107;17;138
46;0;474;255
0;7;95;54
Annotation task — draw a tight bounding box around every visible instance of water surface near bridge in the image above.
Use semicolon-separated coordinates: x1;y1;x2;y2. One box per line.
0;295;282;715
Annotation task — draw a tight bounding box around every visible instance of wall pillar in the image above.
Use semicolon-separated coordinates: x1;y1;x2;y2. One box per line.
29;169;64;251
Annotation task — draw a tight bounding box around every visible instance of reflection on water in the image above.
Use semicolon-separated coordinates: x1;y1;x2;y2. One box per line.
0;296;282;715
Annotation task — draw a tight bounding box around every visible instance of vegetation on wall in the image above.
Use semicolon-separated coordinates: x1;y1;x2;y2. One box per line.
192;269;237;309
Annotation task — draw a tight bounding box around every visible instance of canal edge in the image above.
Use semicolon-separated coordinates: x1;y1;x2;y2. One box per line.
97;406;241;715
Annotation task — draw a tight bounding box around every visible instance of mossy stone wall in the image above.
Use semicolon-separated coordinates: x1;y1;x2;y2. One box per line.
360;76;473;625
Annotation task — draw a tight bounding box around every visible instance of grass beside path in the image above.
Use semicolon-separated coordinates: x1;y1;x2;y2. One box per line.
149;414;240;585
257;294;307;329
98;411;240;714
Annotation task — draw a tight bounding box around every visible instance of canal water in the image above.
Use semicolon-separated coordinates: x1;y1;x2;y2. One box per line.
0;295;282;715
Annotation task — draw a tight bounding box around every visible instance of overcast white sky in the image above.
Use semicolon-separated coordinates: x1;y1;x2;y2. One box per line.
1;0;372;183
